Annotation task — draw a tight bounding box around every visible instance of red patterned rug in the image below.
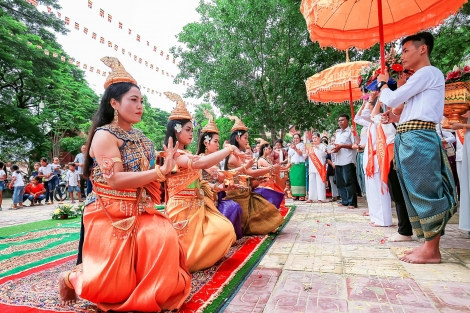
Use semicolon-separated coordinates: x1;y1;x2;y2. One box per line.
0;206;294;312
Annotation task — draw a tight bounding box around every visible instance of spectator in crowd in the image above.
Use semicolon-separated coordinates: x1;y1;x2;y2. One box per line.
52;157;64;203
74;145;87;198
288;133;307;200
38;157;56;205
66;162;82;203
9;164;24;209
331;114;358;209
31;162;40;177
306;132;327;203
23;176;46;206
0;161;6;211
273;139;288;165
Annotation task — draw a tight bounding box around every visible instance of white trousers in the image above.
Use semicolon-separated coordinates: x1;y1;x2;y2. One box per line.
308;172;326;201
329;176;338;197
365;172;392;226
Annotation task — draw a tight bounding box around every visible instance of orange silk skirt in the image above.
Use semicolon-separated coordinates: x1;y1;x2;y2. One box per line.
166;191;236;273
75;195;191;312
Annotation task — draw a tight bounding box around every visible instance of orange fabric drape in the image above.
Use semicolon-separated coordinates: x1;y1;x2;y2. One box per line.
376;124;394;194
457;129;465;145
308;147;327;183
365;127;375;178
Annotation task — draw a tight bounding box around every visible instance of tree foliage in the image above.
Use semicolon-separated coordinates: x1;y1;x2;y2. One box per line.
172;0;470;141
134;95;170;150
0;0;99;162
172;0;347;142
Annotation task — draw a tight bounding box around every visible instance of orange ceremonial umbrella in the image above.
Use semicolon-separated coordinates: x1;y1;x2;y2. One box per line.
300;0;468;71
306;60;369;124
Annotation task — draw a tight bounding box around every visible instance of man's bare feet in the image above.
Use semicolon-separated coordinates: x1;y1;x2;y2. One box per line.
399;247;441;264
404;246;423;255
362;212;369;216
306;200;313;203
58;271;77;305
388;233;413;242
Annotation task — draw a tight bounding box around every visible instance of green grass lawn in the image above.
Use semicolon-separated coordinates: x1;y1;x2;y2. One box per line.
0;218;80;237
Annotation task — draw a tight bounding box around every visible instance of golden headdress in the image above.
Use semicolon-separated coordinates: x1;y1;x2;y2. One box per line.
165;92;192;121
101;56;137;89
228;115;248;132
201;110;219;134
255;138;269;147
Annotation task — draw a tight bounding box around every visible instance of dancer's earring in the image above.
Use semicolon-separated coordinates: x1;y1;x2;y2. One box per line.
205;146;208;154
113;109;119;124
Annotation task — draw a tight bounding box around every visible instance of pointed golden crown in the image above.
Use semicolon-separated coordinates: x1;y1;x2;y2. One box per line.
228;115;248;132
201;110;219;134
101;56;137;89
255;138;269;147
165;92;192;121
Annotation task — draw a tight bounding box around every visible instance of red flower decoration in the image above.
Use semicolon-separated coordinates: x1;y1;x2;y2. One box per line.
447;71;461;80
391;64;404;72
463;65;470;73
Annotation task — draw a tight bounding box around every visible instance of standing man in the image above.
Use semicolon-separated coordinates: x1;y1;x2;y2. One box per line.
331;114;357;209
379;32;457;264
74;145;87;198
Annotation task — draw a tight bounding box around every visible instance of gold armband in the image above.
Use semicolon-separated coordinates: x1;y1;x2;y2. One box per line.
155;166;166;182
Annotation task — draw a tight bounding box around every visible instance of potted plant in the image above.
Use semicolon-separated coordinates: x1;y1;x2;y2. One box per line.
52;204;78;220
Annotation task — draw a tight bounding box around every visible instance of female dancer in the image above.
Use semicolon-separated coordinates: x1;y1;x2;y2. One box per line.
224;116;284;235
163;94;238;272
58;57;191;311
256;138;287;209
197;110;247;239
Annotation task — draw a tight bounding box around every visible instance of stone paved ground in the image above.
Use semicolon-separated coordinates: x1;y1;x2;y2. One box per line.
1;197;469;312
226;199;470;313
0;198;79;228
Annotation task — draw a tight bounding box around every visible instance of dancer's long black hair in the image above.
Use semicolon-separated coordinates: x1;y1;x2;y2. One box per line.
223;130;247;170
84;82;139;178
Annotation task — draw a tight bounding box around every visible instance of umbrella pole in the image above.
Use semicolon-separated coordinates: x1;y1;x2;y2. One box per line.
348;81;356;134
377;0;386;72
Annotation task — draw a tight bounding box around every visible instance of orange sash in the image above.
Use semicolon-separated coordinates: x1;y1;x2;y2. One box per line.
308;147;326;183
365;126;375;178
376;124;393;194
457;129;465;145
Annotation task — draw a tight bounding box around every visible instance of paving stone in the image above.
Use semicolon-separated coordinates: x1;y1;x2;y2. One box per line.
224;267;281;313
343;257;407;277
258;253;289;269
417;280;470;312
400;262;470;282
347;276;436;309
264;270;348;312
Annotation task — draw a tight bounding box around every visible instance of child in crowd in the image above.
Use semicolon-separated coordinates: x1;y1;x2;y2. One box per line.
66;163;82;203
284;180;293;199
23;176;46;206
31;162;40;177
9;164;24;209
52;157;64;203
0;162;6;211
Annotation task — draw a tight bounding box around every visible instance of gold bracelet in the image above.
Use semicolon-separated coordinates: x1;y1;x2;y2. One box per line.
155;166;166;182
227;145;234;154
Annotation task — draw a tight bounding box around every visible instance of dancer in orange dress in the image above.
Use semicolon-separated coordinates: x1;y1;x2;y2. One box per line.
162;93;240;272
58;57;191;312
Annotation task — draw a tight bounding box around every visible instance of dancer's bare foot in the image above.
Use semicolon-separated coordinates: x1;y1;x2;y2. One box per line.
388;233;413;242
58;271;77;305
